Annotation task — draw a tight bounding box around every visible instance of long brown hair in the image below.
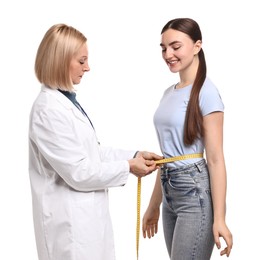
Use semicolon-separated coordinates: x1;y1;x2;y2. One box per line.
161;18;206;146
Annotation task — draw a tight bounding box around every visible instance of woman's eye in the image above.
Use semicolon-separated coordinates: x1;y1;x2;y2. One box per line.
173;46;181;51
80;61;85;64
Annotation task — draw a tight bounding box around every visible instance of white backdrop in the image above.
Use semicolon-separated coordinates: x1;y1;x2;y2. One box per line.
0;0;255;259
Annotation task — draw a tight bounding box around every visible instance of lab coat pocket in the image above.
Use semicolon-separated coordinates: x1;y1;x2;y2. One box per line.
71;192;103;245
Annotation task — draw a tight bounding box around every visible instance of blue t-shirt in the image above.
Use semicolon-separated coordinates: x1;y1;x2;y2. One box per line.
154;77;224;167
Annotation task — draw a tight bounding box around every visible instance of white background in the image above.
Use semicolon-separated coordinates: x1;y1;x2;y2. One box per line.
0;0;255;259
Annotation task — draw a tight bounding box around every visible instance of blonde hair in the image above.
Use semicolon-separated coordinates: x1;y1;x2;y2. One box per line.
35;24;87;91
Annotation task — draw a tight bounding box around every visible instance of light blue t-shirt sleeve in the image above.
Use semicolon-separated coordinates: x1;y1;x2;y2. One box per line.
199;78;224;116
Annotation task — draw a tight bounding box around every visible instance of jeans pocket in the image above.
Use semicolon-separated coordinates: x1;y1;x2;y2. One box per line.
168;174;197;196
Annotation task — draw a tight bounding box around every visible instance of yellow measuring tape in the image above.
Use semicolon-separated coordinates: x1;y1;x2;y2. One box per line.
136;177;141;260
136;153;203;259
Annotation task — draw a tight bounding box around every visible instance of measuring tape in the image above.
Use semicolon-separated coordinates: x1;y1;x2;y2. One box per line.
136;153;203;259
136;177;141;260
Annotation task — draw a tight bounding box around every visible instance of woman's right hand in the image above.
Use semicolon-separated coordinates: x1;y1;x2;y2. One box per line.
142;205;160;239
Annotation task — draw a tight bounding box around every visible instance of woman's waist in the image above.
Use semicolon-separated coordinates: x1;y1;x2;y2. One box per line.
161;158;206;173
161;152;204;168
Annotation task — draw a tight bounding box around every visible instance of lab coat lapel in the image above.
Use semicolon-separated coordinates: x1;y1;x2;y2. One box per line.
41;85;93;127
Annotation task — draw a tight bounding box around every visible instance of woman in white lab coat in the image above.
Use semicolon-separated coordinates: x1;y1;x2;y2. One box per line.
29;23;162;260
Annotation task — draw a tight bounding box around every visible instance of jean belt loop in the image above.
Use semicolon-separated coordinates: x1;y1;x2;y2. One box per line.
195;162;202;172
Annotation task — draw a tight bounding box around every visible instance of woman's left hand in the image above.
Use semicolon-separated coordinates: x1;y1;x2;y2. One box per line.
213;220;233;257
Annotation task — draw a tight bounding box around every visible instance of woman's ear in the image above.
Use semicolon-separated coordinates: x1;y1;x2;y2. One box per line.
194;40;202;55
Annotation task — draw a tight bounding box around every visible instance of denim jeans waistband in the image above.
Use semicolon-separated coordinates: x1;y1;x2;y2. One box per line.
161;159;206;175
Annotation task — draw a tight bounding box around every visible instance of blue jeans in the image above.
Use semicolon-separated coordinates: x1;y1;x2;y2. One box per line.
161;159;214;260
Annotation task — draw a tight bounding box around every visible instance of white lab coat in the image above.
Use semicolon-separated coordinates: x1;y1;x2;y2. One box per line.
29;85;135;260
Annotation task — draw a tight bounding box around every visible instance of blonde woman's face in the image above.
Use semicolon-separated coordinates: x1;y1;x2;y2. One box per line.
70;43;90;85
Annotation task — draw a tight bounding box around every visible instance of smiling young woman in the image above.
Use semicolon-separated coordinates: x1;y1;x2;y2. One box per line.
142;18;233;260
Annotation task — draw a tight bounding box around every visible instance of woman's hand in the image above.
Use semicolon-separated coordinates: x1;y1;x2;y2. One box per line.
213;220;233;257
136;151;163;161
142;205;160;238
128;157;158;177
129;151;163;177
